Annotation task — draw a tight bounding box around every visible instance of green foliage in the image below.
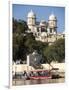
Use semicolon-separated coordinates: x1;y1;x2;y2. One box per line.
13;18;28;34
13;18;18;33
13;18;28;61
13;44;19;61
53;38;65;62
44;38;65;63
24;33;36;53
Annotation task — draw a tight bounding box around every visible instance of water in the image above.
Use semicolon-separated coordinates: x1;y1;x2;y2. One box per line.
12;78;65;86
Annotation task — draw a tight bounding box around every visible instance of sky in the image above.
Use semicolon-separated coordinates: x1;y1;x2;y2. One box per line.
13;4;65;33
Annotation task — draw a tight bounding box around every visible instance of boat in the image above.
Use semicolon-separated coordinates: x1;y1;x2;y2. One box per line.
26;68;63;80
30;76;51;80
27;70;52;80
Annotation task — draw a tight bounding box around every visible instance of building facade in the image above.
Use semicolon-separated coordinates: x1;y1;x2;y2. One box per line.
27;10;64;44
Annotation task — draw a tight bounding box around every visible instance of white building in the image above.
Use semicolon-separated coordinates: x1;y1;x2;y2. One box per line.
27;10;64;44
27;10;36;32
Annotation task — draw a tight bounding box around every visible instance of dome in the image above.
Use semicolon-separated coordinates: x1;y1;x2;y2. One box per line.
40;20;46;26
49;14;57;20
41;32;47;37
32;50;38;55
27;10;36;18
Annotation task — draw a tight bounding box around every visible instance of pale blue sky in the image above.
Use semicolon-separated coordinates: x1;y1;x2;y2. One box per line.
13;4;65;33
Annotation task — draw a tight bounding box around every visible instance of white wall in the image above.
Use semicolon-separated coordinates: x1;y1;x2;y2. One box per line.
12;63;65;74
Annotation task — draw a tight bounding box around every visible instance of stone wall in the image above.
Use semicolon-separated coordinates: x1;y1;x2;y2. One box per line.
42;63;65;72
12;63;65;75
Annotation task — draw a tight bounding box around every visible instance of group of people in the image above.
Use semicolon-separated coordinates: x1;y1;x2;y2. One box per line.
13;71;34;79
13;70;50;79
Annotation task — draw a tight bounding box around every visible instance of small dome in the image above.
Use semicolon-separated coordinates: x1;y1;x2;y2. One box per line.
41;32;47;37
53;32;56;34
32;50;38;55
40;20;46;26
49;14;57;20
27;10;36;18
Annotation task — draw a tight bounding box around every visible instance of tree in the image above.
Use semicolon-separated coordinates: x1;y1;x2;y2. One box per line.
24;33;36;53
13;18;28;34
53;38;65;62
13;18;18;33
13;18;28;61
13;44;19;61
43;38;65;64
17;20;28;34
